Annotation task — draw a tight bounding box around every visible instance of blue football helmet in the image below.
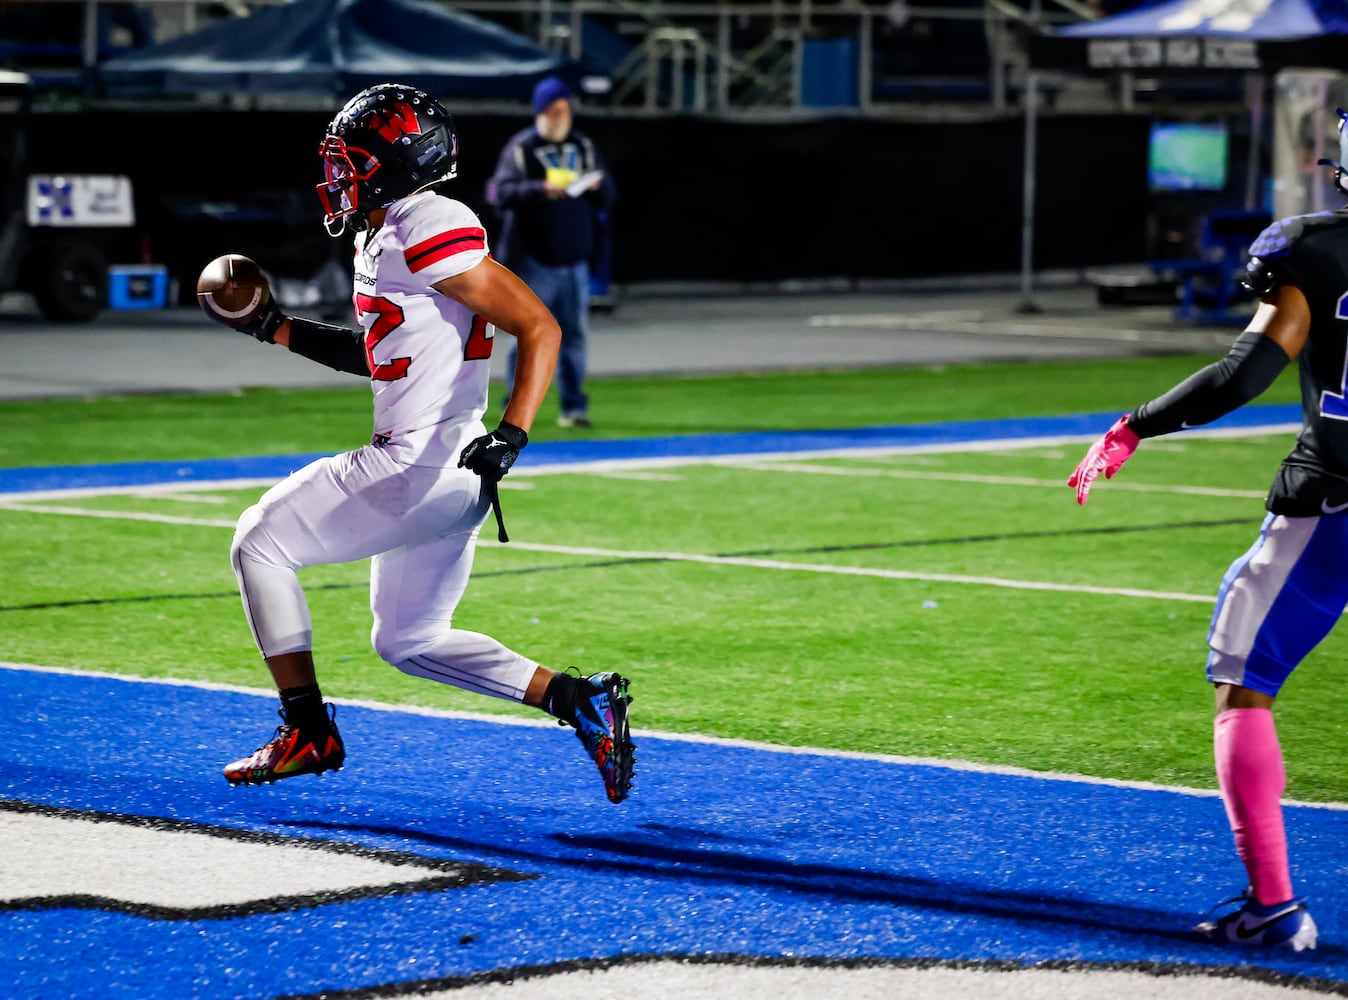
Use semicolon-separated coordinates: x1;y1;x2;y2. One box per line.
1315;107;1348;199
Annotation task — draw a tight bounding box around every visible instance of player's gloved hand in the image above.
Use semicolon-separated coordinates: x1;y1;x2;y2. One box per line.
458;421;529;482
1068;414;1140;506
232;293;286;344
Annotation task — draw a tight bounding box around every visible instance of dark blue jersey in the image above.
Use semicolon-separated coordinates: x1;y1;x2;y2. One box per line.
1244;210;1348;514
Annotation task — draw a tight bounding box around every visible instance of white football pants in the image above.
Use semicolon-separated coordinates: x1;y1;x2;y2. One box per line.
230;441;538;703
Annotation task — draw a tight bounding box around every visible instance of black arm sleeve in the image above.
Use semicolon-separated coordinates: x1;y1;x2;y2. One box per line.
286;317;369;377
1127;329;1290;439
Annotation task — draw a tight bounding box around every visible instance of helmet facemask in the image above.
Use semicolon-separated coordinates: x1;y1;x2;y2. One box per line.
1316;107;1348;200
316;136;379;236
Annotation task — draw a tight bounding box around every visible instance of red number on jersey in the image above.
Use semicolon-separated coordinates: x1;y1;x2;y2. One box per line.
464;314;494;361
354;293;411;381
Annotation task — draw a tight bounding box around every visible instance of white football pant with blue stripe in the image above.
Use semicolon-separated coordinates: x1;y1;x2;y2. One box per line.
1207;513;1348;695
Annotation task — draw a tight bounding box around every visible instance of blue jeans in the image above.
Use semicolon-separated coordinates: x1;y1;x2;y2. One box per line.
505;257;590;416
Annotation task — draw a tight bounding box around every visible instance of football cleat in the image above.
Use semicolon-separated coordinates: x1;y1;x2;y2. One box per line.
223;704;345;785
1193;888;1317;951
561;671;635;803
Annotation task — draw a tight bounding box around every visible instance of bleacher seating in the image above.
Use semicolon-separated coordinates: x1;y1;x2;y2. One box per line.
1151;207;1271;325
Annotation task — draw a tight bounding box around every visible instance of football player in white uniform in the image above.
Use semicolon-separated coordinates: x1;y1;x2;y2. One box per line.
203;83;635;804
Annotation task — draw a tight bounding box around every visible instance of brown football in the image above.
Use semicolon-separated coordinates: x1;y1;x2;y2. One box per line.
196;254;270;326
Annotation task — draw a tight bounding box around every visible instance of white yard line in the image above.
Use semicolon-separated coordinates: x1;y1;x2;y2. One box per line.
496;541;1219;602
587;470;684;481
964;448;1071;461
0;477;280;503
4;660;1343;812
737;461;1268;499
0;501;1217;602
123;489;232;504
0;504;239;528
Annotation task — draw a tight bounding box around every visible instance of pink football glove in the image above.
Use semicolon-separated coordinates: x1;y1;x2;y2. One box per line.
1068;414;1140;505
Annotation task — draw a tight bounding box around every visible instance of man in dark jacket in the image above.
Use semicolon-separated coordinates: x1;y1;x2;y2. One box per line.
486;76;615;428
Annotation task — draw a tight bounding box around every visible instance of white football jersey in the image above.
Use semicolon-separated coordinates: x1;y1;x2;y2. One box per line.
352;191;497;460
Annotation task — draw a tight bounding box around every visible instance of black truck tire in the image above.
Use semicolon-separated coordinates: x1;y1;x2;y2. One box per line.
32;239;108;322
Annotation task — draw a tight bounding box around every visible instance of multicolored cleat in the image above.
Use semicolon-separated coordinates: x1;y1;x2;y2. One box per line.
223;705;345;785
563;671;635;804
1193;888;1317;951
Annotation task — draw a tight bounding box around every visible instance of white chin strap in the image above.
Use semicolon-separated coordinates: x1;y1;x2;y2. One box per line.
323;212;368;238
411;169;458;197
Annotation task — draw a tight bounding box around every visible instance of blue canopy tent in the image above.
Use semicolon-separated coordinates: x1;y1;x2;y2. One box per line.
1020;0;1348;313
1059;0;1348;43
95;0;602;101
1033;0;1348;76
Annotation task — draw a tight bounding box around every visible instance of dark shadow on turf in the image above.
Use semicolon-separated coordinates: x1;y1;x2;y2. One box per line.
0;559;657;612
0;520;1244;613
281;818;1208;947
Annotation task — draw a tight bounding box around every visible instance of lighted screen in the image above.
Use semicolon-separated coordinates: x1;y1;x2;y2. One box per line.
1148;122;1229;192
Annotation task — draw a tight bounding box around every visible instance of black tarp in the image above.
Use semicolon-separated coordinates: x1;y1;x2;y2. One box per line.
96;0;600;101
25;107;1154;290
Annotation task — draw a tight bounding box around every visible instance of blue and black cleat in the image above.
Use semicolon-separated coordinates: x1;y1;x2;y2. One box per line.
1193;888;1317;951
563;671;635;804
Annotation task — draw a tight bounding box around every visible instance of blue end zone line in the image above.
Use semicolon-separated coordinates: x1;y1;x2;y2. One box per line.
0;403;1303;497
6;659;1344;813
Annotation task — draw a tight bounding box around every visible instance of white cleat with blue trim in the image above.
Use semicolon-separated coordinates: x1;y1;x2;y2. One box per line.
1193;889;1317;952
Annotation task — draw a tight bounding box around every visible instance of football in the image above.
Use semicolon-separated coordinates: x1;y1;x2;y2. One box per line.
196;254;270;327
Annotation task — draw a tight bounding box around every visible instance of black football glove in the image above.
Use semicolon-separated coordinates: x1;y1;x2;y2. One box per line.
458;421;529;482
235;292;286;344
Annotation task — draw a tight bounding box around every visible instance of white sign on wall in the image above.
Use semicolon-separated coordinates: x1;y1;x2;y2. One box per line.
1086;37;1260;70
26;174;135;228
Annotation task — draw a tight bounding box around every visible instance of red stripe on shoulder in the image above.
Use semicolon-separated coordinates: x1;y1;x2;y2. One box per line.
404;227;486;272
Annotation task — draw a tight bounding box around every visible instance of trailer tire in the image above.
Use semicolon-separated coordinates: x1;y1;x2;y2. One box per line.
32;239;107;322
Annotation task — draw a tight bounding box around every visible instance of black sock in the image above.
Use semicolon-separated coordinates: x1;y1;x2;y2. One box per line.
541;672;581;721
279;683;328;735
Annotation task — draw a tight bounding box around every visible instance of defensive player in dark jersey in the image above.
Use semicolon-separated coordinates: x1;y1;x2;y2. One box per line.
1067;110;1348;953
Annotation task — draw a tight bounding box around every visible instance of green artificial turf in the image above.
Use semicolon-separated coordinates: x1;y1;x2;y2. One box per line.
0;352;1301;468
3;380;1344;804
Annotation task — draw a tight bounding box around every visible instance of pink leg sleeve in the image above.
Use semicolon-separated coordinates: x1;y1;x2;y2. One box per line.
1213;707;1293;906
